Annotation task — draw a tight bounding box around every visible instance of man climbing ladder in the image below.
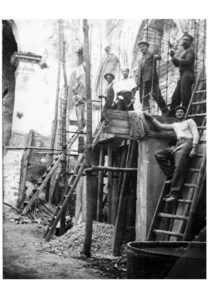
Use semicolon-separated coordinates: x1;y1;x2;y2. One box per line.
144;105;199;203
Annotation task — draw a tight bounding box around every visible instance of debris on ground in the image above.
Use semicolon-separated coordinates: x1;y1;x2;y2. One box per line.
40;221;116;259
39;221;127;278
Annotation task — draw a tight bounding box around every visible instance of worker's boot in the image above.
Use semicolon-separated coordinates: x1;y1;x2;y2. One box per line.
165;192;179;203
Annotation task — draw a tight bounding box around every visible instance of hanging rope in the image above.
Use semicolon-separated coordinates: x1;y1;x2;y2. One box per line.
150;28;157;114
157;30;162;115
203;20;206;78
187;19;190;33
99;23;103;120
165;21;171;104
142;19;149;111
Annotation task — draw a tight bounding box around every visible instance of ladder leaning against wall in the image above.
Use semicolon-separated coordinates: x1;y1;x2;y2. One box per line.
147;69;206;241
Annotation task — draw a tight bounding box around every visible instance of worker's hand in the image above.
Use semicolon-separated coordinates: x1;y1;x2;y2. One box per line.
154;54;161;60
118;95;124;100
98;95;105;99
143;111;152;119
189;147;197;158
111;101;117;109
169;50;175;57
73;95;80;101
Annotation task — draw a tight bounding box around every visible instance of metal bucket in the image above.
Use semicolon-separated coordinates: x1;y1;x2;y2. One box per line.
126;241;206;279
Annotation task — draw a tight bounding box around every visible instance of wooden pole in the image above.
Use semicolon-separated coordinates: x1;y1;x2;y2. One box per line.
96;145;104;221
86;166;137;173
46;20;62;204
81;19;93;257
114;145;127;223
113;140;136;256
107;145;113;223
50;19;62;153
60;19;68;235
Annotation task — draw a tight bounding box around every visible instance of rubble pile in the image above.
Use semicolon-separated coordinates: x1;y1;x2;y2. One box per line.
40;221;117;259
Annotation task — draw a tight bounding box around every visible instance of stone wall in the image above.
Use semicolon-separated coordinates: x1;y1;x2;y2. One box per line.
3;150;24;206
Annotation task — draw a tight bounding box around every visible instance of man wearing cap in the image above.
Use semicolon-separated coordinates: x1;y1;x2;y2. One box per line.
169;33;195;116
144;106;199;202
99;73;115;120
137;41;169;115
112;67;137;111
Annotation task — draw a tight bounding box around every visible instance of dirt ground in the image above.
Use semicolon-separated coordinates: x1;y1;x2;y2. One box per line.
3;214;126;279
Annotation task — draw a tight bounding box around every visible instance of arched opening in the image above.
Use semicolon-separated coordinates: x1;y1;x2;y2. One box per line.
2;20;18;146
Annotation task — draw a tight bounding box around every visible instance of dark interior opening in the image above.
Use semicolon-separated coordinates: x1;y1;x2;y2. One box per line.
2;20;18;146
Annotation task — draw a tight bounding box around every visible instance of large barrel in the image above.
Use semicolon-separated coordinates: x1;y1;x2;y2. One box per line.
126;241;206;279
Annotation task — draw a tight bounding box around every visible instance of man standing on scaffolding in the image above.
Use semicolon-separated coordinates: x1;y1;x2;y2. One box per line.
137;41;169;115
111;67;136;111
168;33;195;116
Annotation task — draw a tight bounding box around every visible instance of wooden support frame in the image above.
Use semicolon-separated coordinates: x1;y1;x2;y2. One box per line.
113;140;137;256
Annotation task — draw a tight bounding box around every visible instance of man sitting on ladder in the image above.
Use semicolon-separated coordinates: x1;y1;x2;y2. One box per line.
144;106;199;203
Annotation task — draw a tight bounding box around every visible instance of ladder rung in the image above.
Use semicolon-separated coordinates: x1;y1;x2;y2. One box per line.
188;113;206;118
153;229;184;238
191;100;206;106
198;126;206;129
178;199;192;204
199;78;206;81
188;168;200;172
195;89;206;94
158;213;188;221
199;140;206;143
196;153;204;157
184;183;196;188
165;180;171;185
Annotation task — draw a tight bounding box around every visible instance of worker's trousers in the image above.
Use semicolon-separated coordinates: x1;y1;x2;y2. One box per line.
155;139;193;196
76;103;86;131
140;80;169;115
115;91;134;111
169;70;194;116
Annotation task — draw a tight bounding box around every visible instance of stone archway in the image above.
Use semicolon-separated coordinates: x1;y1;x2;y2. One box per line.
2;20;18;146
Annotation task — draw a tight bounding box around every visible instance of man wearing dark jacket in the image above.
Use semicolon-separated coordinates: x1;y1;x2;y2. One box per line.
99;73;115;120
169;33;195;116
137;41;169;115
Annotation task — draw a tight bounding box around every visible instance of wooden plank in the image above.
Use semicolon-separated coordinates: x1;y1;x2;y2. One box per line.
17;130;34;208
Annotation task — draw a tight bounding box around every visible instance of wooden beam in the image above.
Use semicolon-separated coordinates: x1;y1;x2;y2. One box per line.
81;19;93;257
85;166;137;173
96;145;104;221
107;145;113;224
113;140;137;256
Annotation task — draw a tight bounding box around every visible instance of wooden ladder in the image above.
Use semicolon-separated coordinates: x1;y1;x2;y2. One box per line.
21;130;81;215
44;153;86;241
43;121;106;241
147;71;206;241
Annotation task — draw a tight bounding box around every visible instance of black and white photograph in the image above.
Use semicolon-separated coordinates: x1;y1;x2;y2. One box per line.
1;2;207;291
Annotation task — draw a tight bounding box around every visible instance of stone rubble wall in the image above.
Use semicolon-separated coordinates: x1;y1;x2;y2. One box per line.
3;150;24;206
